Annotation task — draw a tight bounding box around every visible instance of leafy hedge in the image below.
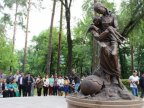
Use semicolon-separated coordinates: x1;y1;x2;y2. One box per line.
121;79;130;90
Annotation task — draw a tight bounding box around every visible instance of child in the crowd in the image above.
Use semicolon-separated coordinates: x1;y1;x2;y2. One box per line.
64;76;70;98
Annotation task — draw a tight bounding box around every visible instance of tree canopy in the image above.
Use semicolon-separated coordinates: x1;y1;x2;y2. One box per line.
0;0;144;78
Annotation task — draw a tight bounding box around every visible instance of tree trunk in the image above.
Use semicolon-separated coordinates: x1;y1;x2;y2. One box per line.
23;0;31;73
13;1;18;52
56;1;63;75
46;0;56;74
137;46;142;72
130;44;134;73
80;65;83;78
65;7;72;75
50;49;54;75
10;1;18;72
59;0;73;75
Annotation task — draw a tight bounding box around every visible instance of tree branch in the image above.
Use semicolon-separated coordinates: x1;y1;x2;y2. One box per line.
59;0;66;7
69;0;72;8
122;13;144;37
121;3;144;37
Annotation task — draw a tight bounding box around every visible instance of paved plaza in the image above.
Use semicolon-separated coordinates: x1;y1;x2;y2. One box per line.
0;96;144;108
0;96;67;108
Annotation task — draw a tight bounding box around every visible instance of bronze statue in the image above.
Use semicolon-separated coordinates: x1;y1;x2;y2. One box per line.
90;2;124;86
66;3;143;108
80;2;134;100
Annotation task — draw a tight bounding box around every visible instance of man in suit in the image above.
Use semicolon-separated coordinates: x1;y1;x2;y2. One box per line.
18;72;26;97
14;71;21;84
25;73;33;96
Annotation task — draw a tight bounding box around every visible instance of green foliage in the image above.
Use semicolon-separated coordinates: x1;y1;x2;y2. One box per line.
1;0;144;79
121;79;130;90
0;24;5;36
118;0;144;75
16;28;67;76
73;14;92;76
4;0;27;8
117;0;144;77
0;13;12;26
0;36;19;71
119;44;131;78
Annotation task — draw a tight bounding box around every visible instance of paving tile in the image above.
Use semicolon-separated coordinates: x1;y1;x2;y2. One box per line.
0;96;67;108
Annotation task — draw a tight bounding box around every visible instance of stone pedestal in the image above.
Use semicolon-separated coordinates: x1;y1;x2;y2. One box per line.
66;96;143;108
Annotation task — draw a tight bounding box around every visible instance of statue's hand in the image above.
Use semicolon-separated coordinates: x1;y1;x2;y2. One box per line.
87;24;99;32
107;26;114;32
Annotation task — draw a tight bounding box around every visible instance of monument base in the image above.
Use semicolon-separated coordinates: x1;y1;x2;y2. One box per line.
66;96;143;108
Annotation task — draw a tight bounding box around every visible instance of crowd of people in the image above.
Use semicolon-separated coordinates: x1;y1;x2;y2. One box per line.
0;70;81;98
1;69;144;98
129;70;144;98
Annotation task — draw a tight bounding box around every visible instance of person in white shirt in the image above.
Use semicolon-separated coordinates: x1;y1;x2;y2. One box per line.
128;71;139;96
43;75;49;96
14;71;21;83
57;75;64;96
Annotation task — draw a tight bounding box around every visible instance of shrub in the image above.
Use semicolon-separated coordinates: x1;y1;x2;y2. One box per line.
121;79;130;90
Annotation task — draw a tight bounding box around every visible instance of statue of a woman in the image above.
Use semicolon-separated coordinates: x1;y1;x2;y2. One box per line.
89;2;125;87
79;2;136;100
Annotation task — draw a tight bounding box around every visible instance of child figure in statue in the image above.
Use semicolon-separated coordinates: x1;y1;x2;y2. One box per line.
88;16;125;55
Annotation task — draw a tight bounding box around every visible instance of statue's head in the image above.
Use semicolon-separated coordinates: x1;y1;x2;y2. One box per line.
93;15;101;26
94;2;107;15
